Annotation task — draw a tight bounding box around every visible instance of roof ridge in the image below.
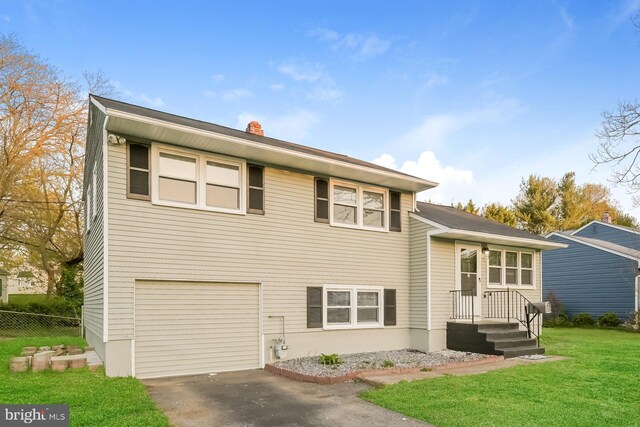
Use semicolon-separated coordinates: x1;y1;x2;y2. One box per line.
90;94;428;182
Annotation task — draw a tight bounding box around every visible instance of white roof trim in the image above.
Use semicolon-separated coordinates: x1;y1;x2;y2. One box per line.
571;220;640;237
548;232;640;262
92;97;438;191
409;213;566;250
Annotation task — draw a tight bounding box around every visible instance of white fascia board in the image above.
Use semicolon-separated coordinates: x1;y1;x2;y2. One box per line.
101;106;438;192
572;220;640;237
548;232;640;264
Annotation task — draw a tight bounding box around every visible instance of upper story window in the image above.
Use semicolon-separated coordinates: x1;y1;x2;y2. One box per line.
329;180;388;232
488;249;535;288
151;144;245;214
128;143;151;200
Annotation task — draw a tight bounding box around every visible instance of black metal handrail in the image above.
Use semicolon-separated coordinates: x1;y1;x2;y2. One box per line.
483;288;542;345
449;289;476;323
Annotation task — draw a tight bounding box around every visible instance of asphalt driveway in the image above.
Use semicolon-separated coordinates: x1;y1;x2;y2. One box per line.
143;369;431;427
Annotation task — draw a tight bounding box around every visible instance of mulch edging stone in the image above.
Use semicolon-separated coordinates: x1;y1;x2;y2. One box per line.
265;355;504;384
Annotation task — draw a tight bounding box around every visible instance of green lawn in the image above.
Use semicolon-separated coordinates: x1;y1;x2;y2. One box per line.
7;294;48;304
0;337;169;426
362;328;640;427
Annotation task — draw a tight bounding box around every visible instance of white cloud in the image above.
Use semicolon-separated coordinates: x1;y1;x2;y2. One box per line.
237;109;320;142
425;73;449;88
111;81;164;108
211;74;225;83
138;94;165;108
277;63;325;82
308;27;391;59
307;27;340;41
335;33;390;58
397;96;526;150
612;0;640;25
372;152;475;204
276;61;343;103
307;87;343;103
204;88;254;101
269;83;284;91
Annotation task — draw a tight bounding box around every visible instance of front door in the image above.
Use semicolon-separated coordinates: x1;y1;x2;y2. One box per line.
456;243;481;319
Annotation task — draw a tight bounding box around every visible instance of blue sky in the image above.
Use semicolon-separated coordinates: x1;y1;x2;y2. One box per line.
2;0;640;216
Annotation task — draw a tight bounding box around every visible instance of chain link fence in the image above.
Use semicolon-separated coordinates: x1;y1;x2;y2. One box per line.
0;309;81;338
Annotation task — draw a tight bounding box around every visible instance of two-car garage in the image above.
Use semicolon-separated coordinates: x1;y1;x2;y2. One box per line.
134;281;261;379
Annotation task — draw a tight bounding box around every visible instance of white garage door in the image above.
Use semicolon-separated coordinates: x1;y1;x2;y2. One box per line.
134;281;260;379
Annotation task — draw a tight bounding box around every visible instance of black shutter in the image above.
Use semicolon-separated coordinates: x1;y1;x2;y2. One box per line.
315;178;329;223
247;164;265;214
390;191;401;232
127;143;150;200
307;287;323;328
384;289;396;326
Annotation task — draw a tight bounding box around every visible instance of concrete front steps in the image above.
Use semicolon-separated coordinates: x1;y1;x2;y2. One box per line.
447;321;544;358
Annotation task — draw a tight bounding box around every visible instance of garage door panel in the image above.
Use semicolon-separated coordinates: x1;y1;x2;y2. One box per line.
134;281;260;379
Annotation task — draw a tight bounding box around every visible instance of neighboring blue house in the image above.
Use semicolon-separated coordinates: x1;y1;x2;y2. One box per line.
544;219;640;319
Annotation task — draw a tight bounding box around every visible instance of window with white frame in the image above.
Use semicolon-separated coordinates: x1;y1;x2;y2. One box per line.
330;180;388;231
488;250;502;286
520;252;533;286
505;251;518;286
324;286;383;328
487;249;535;287
152;145;245;214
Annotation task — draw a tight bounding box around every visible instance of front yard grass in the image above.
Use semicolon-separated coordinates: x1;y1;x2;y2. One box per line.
361;328;640;427
0;336;169;426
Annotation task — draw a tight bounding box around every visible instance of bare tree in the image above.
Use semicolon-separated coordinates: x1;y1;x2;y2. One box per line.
591;14;640;204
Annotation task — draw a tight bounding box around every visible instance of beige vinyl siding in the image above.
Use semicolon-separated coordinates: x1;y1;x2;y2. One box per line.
430;238;456;330
83;105;105;345
134;281;260;379
429;238;544;330
107;142;412;344
409;219;432;329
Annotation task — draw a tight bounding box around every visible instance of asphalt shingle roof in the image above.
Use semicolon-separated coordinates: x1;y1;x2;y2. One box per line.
561;234;640;259
91;95;425;181
414;202;550;242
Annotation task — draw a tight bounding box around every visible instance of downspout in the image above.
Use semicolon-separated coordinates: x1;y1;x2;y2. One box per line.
102;115;110;344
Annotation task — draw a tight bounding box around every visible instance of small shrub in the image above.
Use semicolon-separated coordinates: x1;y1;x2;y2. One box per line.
598;312;620;327
319;353;342;365
543;291;566;324
625;311;639;330
382;359;395;368
572;313;595;327
420;367;432;372
544;312;570;328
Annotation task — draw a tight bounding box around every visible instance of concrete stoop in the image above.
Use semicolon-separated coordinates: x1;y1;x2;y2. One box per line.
446;321;545;358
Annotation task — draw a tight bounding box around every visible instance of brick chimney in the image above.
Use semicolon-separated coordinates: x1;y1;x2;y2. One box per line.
602;212;612;224
246;121;264;136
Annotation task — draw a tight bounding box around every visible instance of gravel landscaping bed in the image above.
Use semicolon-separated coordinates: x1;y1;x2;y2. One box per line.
273;349;489;377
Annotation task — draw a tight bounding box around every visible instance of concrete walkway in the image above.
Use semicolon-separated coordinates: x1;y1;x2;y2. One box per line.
357;355;567;387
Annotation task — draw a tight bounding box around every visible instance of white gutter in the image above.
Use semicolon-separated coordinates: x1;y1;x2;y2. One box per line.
93;99;438;192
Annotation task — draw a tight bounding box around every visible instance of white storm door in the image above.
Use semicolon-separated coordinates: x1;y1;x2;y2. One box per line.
456;243;482;319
